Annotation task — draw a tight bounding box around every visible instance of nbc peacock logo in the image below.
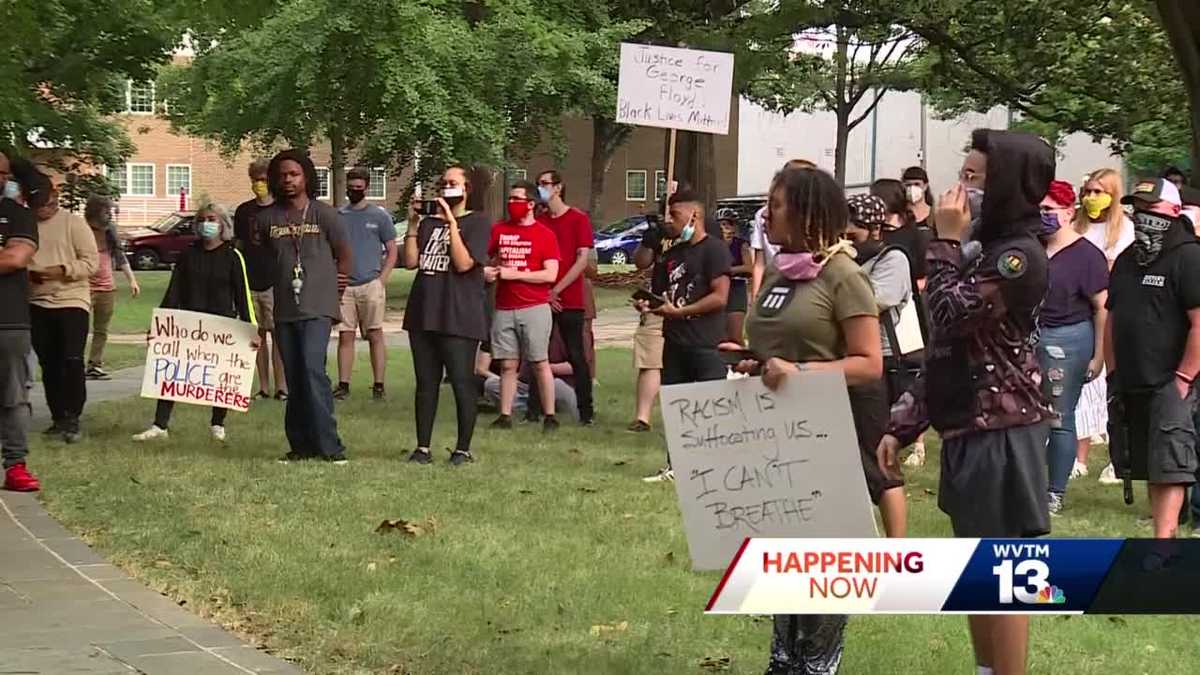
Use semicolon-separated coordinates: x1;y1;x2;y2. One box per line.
1036;585;1066;604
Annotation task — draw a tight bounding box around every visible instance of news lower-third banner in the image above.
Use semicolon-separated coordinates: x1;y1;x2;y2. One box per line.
705;539;1200;615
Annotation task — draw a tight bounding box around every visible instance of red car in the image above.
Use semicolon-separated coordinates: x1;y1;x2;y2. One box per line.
120;211;198;270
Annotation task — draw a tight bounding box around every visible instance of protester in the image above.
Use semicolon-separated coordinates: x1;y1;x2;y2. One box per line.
1162;166;1188;189
1106;178;1200;540
234;159;287;401
879;129;1054;675
402;165;491;466
132;204;256;443
637;188;731;483
257;149;351;464
535;170;595;425
334;167;397;402
844;193;909;537
716;207;752;345
735;166;883;675
1036;180;1108;516
1074;168;1133;484
751;159;816;301
628;215;667;433
0;153;49;491
84;196;139;380
902;165;935;234
479;323;579;421
484;180;561;431
873;178;928;284
29;184;98;444
1181;185;1200;236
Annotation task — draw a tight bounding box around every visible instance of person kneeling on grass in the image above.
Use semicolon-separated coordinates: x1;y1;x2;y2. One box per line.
479;323;579;421
133;204;257;443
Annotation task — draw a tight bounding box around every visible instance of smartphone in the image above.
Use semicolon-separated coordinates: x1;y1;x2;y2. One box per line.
631;288;665;309
720;348;759;367
418;200;441;217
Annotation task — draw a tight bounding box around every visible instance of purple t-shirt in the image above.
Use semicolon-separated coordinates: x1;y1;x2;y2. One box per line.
1041;238;1108;328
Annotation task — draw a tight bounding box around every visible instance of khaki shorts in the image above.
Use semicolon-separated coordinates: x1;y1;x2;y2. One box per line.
633;313;664;371
340;278;386;336
252;290;275;331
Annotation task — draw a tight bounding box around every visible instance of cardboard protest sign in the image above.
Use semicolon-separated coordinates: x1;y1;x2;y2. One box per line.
659;371;877;571
616;43;735;135
141;309;258;412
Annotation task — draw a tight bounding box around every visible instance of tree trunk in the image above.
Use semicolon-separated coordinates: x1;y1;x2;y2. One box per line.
329;125;346;207
834;108;850;187
832;26;850;187
1157;0;1200;184
666;130;718;215
589;118;632;222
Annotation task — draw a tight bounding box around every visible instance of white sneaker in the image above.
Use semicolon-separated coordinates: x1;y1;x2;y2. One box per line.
132;425;169;442
903;444;926;468
1099;463;1121;485
210;425;226;442
1069;460;1089;479
642;467;675;483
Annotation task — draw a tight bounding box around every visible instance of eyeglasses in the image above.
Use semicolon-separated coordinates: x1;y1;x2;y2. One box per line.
536;180;558;187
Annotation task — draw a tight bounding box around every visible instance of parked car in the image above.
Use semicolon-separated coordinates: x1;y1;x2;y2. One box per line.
594;216;652;265
120;211;198;270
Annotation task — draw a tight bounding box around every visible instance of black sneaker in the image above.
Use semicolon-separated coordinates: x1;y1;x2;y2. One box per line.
523;411;542;424
627;420;651;433
61;419;82;444
491;414;513;430
449;450;474;466
372;383;386;401
278;451;315;464
407;449;433;465
322;453;349;465
42;421;63;435
333;383;350;400
543;416;560;433
85;365;110;381
253;390;271;400
580;416;595;427
274;390;289;401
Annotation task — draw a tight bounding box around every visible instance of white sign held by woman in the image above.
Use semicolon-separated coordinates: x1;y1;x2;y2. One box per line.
140;309;258;412
660;371;877;570
616;43;735;135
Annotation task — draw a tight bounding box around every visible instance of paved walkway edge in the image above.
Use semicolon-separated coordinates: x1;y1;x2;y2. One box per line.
0;491;304;674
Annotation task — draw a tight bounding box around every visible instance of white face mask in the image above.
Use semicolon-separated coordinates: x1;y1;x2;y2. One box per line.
907;185;925;204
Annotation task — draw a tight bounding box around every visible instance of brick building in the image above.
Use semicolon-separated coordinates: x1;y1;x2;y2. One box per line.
106;80;739;229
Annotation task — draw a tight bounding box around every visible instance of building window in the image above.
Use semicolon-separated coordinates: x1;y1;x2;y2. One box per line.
126;80;156;115
626;170;648;201
654;170;667;201
367;167;386;200
315;167;331;200
166;165;191;197
106;163;129;195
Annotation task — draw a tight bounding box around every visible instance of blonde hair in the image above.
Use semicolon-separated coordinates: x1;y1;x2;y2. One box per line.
194;203;234;241
1074;168;1125;254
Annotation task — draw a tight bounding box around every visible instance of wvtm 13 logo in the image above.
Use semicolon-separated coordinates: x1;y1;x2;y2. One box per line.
991;543;1066;605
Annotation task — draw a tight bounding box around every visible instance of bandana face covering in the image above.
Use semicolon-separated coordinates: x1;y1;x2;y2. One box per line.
1132;211;1174;267
775;240;856;281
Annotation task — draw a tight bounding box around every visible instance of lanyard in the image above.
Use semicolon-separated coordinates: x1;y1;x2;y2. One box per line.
290;202;311;305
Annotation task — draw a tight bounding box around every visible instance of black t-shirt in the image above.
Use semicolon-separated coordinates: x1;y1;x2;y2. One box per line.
233;199;276;292
1108;241;1200;393
0;199;38;330
402;211;492;341
652;234;731;347
883;225;929;280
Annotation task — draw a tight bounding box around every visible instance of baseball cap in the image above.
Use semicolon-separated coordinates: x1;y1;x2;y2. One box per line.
1121;178;1182;207
847;194;887;228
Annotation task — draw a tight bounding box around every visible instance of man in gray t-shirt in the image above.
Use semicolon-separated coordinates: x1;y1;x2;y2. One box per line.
333;168;398;400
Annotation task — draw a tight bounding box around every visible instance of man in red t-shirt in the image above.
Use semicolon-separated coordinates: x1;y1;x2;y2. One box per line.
535;170;596;425
485;181;562;432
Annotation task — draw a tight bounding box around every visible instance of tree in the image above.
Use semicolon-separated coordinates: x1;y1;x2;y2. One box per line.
1156;0;1200;180
0;0;179;207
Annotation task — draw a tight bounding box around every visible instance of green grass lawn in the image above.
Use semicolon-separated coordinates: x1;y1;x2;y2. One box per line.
30;347;1199;675
117;266;635;336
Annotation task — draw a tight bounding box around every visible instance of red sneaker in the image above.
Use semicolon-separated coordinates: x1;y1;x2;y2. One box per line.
4;464;40;492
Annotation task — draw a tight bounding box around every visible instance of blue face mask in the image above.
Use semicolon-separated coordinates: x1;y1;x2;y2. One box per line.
198;220;221;240
679;222;695;243
3;180;21;201
537;186;553;203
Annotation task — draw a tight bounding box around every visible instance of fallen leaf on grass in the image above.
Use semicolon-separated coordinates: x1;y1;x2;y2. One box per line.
129;476;141;485
518;489;534;495
622;513;635;520
656;652;672;658
665;608;678;616
1108;617;1127;626
699;655;731;671
153;559;173;569
923;489;936;496
366;562;378;572
375;518;438;537
568;448;583;455
589;621;629;637
578;487;599;494
613;460;628;466
348;604;366;625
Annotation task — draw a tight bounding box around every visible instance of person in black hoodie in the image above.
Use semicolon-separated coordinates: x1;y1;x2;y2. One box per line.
132;203;256;443
878;130;1054;675
1106;178;1200;540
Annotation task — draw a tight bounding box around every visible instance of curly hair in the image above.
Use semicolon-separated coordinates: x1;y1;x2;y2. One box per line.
768;167;848;252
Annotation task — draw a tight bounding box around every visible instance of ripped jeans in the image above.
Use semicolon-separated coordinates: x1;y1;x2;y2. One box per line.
1036;320;1094;495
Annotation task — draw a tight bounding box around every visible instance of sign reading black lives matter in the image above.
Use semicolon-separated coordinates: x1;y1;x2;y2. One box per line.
660;371;878;571
616;42;735;135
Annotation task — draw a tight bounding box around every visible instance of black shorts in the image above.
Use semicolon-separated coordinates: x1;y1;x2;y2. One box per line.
1110;382;1199;485
726;279;749;314
849;380;903;504
939;423;1050;538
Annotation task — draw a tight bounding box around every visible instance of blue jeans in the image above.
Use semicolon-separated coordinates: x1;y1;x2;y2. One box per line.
1036;321;1094;495
275;318;345;458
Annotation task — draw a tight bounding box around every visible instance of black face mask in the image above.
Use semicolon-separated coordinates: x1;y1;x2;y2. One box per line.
853;238;884;265
346;188;366;205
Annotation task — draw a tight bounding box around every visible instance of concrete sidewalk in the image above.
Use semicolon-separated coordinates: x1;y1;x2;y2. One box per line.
0;492;303;674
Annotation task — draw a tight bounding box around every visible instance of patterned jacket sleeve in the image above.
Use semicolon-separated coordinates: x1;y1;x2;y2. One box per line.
887;375;929;447
923;239;1013;336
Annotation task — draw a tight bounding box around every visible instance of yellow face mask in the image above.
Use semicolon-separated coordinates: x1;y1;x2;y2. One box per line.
252;180;270;200
1082;192;1112;220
